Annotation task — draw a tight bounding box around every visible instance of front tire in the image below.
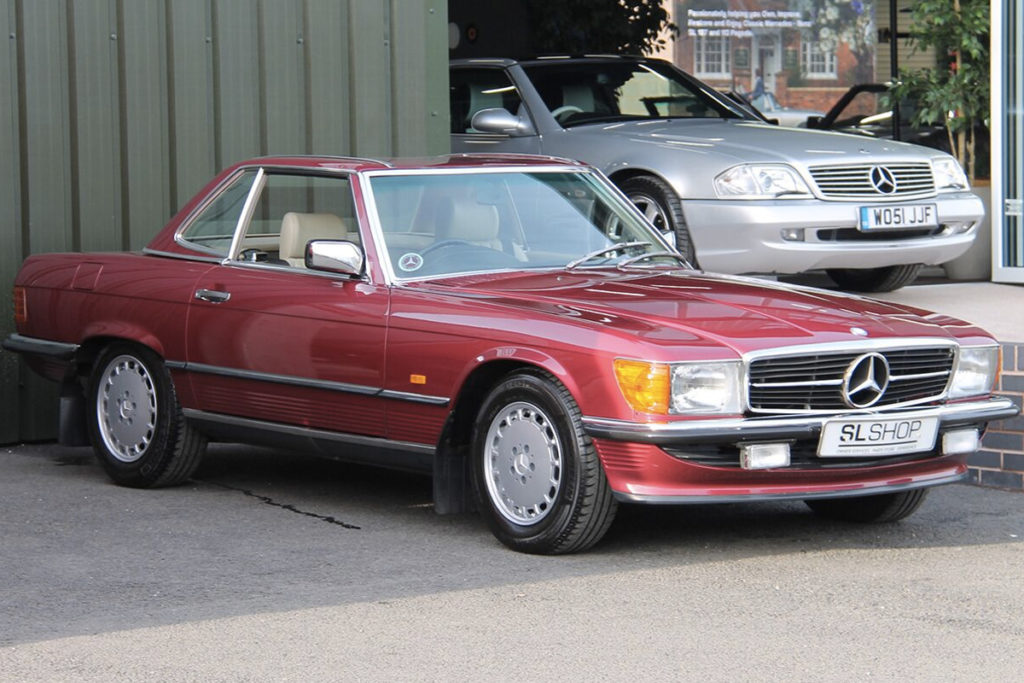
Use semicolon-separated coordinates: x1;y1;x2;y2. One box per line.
618;175;697;265
87;343;206;488
826;264;922;292
805;488;928;523
471;369;617;554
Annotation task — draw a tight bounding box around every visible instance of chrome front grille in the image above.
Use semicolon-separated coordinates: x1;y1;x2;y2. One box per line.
809;163;935;199
747;345;955;414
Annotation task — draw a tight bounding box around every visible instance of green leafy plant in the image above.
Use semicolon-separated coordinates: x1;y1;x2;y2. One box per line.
888;0;989;180
526;0;677;55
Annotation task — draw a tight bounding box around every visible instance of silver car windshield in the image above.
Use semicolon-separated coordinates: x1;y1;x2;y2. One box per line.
521;60;751;127
367;170;680;279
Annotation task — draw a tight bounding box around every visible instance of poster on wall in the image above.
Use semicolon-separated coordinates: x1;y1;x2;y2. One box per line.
675;0;876;120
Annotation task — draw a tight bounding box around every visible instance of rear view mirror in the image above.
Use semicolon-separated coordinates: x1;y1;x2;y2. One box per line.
306;240;363;277
470;108;535;137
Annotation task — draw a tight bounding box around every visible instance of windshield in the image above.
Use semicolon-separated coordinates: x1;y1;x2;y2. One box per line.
521;60;751;127
367;169;682;280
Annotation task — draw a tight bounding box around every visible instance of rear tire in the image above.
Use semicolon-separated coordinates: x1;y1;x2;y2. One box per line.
618;175;697;265
826;264;922;292
805;488;928;523
471;369;617;554
87;343;206;488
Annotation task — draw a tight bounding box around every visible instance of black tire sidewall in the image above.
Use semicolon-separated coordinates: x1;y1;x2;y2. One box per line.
86;344;181;487
618;175;696;264
471;372;587;551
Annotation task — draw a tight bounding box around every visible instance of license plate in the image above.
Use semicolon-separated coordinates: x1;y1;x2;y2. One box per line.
818;415;939;457
859;204;937;230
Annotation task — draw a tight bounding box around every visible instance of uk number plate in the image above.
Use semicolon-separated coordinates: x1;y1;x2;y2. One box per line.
818;415;939;457
859;204;937;230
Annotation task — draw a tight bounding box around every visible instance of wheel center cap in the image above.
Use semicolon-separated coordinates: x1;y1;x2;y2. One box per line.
513;449;531;476
118;395;136;421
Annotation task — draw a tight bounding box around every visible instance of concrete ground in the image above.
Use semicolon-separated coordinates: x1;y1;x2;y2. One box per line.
2;442;1023;681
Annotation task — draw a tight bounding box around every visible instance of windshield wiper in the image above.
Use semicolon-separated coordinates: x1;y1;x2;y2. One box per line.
565;242;651;270
616;250;691;270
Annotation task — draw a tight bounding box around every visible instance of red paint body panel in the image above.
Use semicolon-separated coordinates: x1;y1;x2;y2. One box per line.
7;155;1013;505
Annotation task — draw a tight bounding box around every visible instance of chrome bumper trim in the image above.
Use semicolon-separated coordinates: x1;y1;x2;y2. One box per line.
583;397;1020;445
2;333;79;360
612;470;968;505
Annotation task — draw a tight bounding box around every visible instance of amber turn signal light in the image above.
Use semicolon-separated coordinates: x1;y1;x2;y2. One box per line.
613;358;670;414
13;286;27;324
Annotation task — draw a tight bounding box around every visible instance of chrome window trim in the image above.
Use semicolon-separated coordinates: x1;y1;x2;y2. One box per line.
142;248;223;264
174;167;260;257
225;167;267;262
168;361;449;406
358;164;596;286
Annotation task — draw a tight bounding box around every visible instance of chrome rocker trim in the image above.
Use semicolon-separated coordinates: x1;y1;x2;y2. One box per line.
582;397;1020;445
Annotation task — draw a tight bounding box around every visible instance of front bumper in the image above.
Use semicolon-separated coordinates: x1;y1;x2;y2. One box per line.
682;191;984;274
583;396;1019;503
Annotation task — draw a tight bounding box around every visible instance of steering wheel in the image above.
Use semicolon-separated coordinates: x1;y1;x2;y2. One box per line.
551;105;584;124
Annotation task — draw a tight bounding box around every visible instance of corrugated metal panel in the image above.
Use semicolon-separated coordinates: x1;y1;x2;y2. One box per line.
0;0;450;444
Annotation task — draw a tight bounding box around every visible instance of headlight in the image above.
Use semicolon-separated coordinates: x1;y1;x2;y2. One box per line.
932;157;969;191
714;164;812;199
948;345;999;399
614;359;743;415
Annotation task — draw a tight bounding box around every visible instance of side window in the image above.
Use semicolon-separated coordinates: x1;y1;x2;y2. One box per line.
450;68;523;134
239;173;358;268
179;170;258;256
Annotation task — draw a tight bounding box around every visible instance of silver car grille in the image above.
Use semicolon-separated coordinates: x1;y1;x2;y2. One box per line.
747;346;954;414
808;163;935;199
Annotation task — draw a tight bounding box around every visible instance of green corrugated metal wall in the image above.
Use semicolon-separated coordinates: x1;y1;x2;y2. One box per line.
0;0;450;444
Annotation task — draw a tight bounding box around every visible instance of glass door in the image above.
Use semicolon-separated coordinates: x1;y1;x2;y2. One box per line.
994;0;1024;282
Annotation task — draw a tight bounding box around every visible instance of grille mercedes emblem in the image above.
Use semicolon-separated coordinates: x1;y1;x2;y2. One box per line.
843;352;890;408
869;166;898;194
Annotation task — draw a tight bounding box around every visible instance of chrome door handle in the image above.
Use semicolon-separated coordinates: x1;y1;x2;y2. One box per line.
195;288;231;303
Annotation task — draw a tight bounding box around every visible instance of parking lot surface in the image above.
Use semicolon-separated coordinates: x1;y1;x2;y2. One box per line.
2;442;1022;681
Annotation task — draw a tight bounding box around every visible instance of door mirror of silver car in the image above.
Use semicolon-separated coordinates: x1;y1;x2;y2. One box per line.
306;240;364;277
470;108;535;137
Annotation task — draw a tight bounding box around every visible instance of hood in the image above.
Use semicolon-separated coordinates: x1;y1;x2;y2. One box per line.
415;269;984;357
567;118;940;169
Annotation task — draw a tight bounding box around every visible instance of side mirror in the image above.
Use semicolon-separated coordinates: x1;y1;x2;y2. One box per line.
470;108;535;136
805;115;823;129
306;240;363;277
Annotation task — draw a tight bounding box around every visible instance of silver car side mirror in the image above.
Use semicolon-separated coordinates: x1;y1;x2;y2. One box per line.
470;108;535;137
306;240;364;277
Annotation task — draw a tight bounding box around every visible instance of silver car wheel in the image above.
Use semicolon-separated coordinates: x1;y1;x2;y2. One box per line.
96;354;158;463
483;400;563;526
626;191;670;235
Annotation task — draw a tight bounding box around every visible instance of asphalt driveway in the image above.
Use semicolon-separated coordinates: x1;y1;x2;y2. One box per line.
2;442;1022;681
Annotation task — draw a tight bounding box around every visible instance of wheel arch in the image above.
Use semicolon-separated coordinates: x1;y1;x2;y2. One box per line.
433;354;581;515
57;335;169;448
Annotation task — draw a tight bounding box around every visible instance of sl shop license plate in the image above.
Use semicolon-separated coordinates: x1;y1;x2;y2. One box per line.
818;415;939;457
859;204;937;230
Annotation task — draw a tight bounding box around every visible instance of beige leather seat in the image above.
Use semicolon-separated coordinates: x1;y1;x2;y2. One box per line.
438;197;502;250
279;212;349;267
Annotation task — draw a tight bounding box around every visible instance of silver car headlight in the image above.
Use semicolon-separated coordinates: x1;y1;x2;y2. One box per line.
932;156;969;191
670;361;744;414
948;345;999;399
714;164;812;199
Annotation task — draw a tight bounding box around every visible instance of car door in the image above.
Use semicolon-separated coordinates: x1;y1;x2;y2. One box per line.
449;66;541;154
183;169;389;438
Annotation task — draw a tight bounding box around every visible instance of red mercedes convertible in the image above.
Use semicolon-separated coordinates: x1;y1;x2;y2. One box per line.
4;155;1017;553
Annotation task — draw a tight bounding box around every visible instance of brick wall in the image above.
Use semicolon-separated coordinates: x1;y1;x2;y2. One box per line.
970;342;1024;489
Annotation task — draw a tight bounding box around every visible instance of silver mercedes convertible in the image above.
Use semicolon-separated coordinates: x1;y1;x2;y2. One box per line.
450;56;983;292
